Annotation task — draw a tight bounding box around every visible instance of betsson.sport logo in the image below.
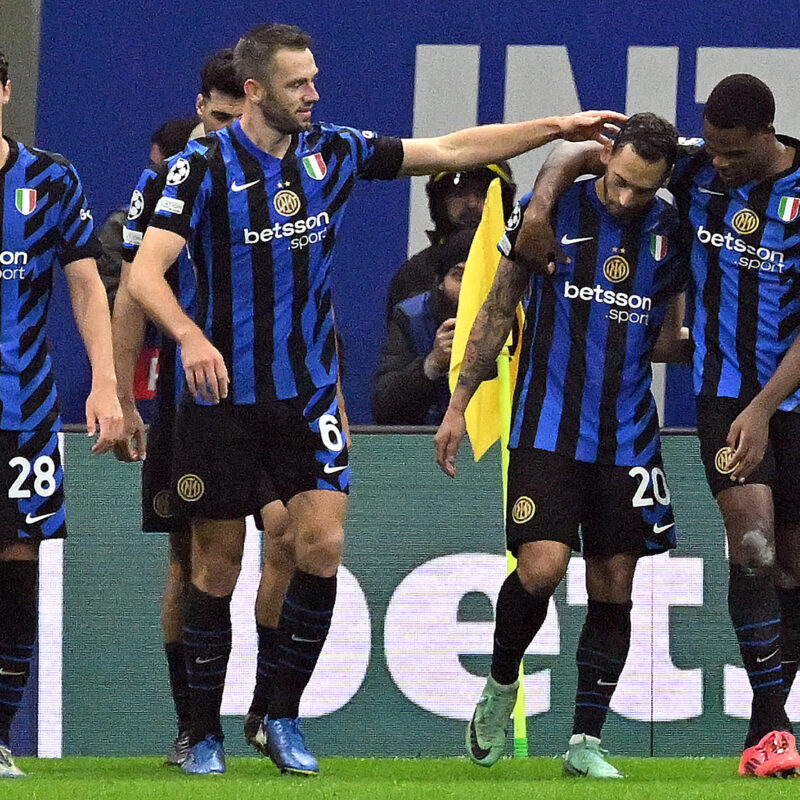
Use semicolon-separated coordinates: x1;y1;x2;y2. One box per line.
563;281;653;325
244;211;330;251
695;225;785;273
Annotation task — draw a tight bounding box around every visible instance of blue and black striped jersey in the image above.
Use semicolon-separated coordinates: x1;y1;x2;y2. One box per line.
147;119;402;404
123;159;196;408
670;135;800;410
500;178;687;466
0;138;101;431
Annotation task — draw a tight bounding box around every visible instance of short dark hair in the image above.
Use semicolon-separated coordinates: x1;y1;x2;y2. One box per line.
612;112;678;171
0;50;8;87
200;48;244;99
704;73;775;132
151;118;197;160
233;23;313;84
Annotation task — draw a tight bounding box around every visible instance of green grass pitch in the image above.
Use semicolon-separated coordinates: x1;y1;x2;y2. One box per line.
3;756;799;800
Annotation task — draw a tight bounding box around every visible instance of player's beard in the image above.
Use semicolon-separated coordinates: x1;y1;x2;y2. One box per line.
258;91;312;135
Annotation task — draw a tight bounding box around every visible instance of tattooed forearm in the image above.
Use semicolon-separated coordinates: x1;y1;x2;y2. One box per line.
455;256;529;398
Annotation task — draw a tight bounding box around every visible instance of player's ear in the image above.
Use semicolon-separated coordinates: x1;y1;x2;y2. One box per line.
195;93;205;117
243;78;262;103
1;80;10;105
600;140;613;166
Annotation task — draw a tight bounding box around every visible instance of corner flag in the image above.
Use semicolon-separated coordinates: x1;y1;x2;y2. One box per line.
449;178;523;462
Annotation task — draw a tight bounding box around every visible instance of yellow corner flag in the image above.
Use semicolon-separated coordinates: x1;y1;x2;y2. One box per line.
449;178;523;462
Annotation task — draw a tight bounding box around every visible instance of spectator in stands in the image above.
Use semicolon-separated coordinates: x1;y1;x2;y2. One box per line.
97;117;196;309
385;163;515;322
373;228;475;425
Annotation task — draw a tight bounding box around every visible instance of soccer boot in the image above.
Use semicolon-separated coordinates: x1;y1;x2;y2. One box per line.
244;712;270;757
265;717;319;775
181;734;226;775
465;675;519;767
0;744;24;778
739;730;800;777
164;729;190;766
563;734;624;778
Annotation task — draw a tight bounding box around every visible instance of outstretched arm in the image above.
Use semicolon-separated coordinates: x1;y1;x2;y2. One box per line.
434;256;530;477
399;111;623;176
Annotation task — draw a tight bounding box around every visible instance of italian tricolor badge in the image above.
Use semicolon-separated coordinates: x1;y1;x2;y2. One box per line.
778;196;800;223
302;153;327;180
15;188;37;216
650;234;668;261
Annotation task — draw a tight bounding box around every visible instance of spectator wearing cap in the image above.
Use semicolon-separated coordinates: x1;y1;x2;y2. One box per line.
373;228;475;425
385;163;515;322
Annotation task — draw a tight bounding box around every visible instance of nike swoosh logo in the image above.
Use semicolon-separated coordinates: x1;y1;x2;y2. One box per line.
653;522;675;535
323;463;347;475
195;655;224;664
468;716;492;761
0;668;25;676
231;179;261;192
561;234;594;246
757;648;779;664
597;679;618;686
697;187;726;196
291;634;323;643
25;511;57;524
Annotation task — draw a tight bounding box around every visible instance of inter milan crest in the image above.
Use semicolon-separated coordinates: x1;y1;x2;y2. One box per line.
15;188;37;216
714;446;735;475
274;190;301;217
603;254;630;283
731;208;759;236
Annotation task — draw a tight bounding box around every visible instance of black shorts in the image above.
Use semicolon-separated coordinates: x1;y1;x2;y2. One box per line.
506;447;676;559
696;395;800;522
141;396;189;534
0;429;66;541
171;384;348;520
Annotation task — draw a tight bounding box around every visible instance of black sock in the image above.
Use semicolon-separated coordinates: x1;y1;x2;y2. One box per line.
728;565;789;746
572;599;632;739
490;570;550;686
777;586;800;700
164;641;191;734
183;583;232;744
267;570;336;720
0;561;37;747
248;624;281;719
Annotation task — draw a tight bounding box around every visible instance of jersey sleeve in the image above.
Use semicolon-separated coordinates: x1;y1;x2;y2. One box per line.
56;162;103;267
147;147;212;240
121;163;167;263
497;191;533;259
335;126;403;181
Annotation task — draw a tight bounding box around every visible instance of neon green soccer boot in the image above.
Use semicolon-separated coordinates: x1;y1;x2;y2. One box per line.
465;676;519;767
563;734;624;778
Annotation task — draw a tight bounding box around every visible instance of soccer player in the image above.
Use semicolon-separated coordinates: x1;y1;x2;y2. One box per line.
0;49;122;777
513;74;800;778
435;113;686;777
126;21;625;776
113;48;271;767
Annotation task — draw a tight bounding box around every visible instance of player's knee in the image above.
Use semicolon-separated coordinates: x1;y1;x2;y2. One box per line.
732;527;775;569
295;523;343;574
516;562;561;597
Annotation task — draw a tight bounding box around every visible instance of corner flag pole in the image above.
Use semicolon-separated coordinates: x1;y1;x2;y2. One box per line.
497;343;528;759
